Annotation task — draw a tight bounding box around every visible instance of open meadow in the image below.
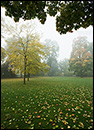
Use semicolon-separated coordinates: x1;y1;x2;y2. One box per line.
1;77;93;129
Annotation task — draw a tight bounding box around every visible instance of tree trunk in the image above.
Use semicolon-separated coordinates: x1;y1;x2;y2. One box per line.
20;72;22;78
24;55;26;84
27;73;30;81
24;72;26;84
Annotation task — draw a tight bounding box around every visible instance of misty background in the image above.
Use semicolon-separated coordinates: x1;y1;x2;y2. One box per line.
1;7;93;78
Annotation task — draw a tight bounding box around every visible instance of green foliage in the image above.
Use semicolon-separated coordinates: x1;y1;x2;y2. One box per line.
1;77;93;129
59;58;73;76
1;61;17;78
1;1;93;34
56;1;93;34
47;57;59;76
1;1;47;23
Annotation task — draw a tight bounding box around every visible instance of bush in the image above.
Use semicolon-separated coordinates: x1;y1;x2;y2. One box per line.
1;61;17;78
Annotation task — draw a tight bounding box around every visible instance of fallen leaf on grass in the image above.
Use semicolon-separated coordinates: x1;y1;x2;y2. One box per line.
67;126;71;129
38;122;41;125
37;116;41;118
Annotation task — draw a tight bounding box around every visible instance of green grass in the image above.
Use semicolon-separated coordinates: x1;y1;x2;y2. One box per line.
1;77;93;129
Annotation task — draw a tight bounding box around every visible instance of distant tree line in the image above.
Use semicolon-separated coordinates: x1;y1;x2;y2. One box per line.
40;37;93;78
2;37;93;79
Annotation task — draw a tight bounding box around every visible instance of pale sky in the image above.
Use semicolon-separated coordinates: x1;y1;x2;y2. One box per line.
1;7;93;61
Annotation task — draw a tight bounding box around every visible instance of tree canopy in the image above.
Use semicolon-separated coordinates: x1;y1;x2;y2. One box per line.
69;36;93;77
56;1;93;34
4;20;50;84
1;1;93;34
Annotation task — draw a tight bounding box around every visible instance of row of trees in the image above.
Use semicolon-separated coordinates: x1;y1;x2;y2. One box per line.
1;2;93;83
42;37;93;78
2;36;93;80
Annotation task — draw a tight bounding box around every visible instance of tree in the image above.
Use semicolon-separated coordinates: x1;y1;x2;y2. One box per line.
1;1;93;34
69;36;93;77
59;58;73;76
4;20;49;84
47;56;59;76
43;39;59;76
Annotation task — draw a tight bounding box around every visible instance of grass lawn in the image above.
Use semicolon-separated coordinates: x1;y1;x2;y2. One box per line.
1;77;93;129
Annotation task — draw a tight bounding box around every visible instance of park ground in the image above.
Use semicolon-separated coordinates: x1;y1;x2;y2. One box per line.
1;77;93;129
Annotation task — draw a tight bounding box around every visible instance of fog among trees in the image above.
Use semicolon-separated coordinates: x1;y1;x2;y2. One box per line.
1;35;93;80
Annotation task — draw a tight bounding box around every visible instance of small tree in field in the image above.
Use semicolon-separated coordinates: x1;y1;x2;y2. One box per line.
3;20;49;84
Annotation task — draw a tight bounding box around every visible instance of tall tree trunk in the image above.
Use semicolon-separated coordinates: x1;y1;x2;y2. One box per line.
24;55;26;84
24;72;26;84
27;72;30;81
